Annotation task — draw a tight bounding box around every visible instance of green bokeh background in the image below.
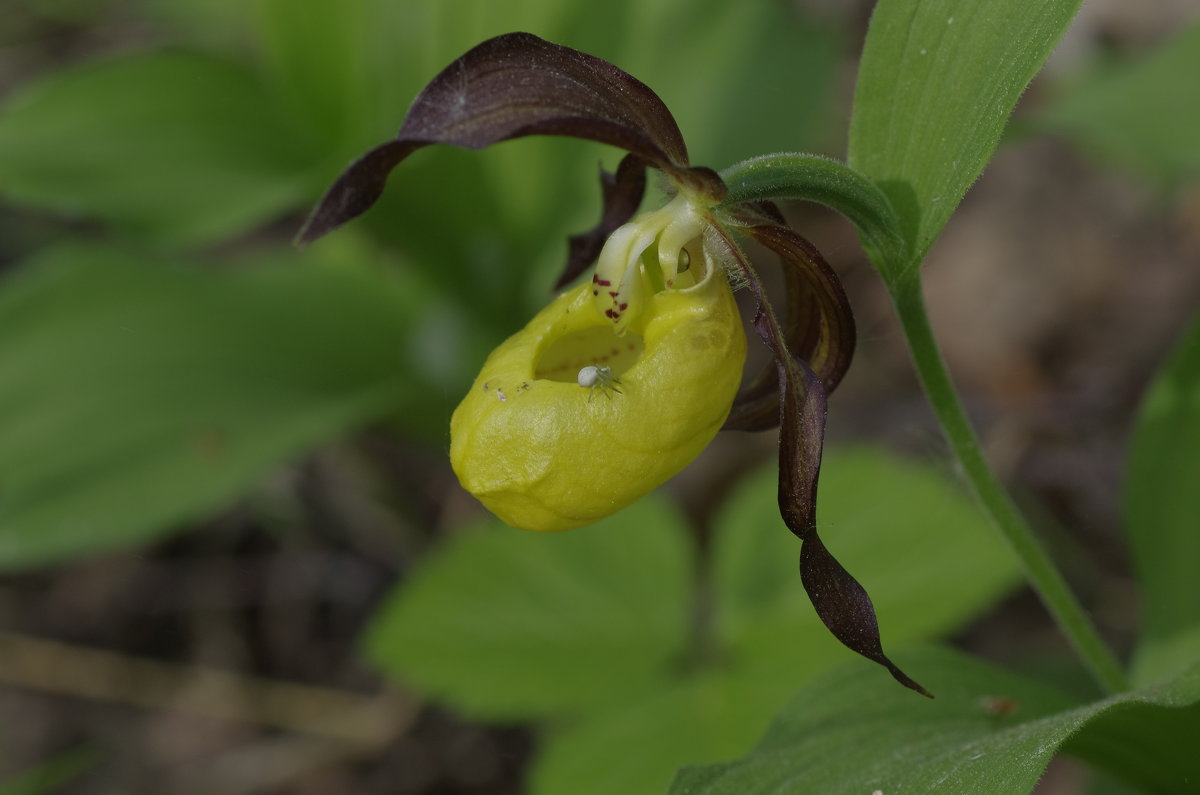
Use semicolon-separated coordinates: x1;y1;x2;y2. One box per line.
1;1;1198;793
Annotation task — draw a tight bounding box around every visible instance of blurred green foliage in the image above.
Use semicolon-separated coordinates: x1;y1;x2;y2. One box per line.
1032;21;1200;188
0;238;436;568
0;51;316;247
367;449;1021;795
1127;315;1200;687
2;1;1200;793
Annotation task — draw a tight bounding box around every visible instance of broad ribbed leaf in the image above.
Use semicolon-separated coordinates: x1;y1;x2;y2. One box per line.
669;648;1200;795
297;32;724;245
848;0;1083;274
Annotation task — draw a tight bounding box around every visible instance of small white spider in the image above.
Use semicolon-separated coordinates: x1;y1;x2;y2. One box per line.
577;364;621;400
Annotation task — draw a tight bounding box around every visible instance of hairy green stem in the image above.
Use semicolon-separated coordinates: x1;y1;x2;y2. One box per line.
889;273;1129;695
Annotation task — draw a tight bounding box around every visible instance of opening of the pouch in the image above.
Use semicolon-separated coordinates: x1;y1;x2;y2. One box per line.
534;326;646;383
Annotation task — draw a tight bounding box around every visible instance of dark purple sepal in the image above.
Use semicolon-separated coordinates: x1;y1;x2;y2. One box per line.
729;204;856;392
296;140;418;246
747;223;855;392
781;358;933;699
722;204;856;431
298;32;716;245
711;225;930;698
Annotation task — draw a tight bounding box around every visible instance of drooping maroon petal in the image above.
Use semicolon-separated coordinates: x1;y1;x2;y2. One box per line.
746;221;856;392
297;32;722;245
710;225;930;698
722;203;856;431
782;360;932;698
722;201;788;430
557;153;648;289
296;140;419;246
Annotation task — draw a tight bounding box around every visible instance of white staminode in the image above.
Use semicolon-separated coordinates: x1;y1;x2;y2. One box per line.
592;193;708;334
577;365;621;400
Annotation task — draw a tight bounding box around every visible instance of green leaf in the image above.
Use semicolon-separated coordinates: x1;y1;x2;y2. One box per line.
532;672;787;795
364;496;692;720
714;448;1022;681
0;241;421;569
0;51;317;247
847;0;1083;274
1064;682;1200;794
1032;23;1200;187
1126;313;1200;685
668;648;1200;795
532;448;1022;795
255;0;387;155
614;0;842;165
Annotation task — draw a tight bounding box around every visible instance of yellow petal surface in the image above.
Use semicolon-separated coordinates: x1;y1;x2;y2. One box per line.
450;273;745;531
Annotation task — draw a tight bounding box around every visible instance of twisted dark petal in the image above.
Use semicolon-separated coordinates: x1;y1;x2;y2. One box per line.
296;140;418;246
722;204;856;430
801;535;933;697
557;154;648;289
745;221;856;392
298;32;717;245
721;201;788;430
712;225;930;698
781;359;933;699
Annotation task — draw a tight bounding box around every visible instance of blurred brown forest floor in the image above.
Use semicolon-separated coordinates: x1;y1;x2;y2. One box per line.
1;1;1198;793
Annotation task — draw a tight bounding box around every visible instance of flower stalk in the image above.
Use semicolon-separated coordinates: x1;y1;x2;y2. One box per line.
888;272;1128;695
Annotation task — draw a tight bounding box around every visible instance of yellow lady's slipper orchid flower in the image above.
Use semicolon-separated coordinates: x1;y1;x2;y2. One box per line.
450;196;745;531
298;32;927;696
